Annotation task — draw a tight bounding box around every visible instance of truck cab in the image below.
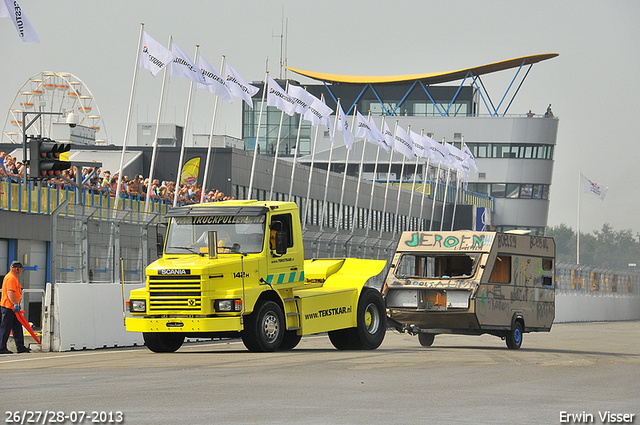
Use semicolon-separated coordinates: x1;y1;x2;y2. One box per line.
126;200;387;352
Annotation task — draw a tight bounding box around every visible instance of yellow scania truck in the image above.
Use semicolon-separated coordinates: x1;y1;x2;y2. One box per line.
126;200;387;352
383;231;555;349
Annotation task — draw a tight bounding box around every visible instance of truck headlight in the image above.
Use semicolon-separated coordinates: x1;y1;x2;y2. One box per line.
130;300;146;312
214;299;242;312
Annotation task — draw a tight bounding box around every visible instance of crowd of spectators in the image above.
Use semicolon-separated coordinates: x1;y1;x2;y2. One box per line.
0;151;25;184
0;151;234;206
47;166;234;206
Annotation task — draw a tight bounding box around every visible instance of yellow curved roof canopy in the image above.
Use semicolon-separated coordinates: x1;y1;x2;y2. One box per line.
286;53;558;85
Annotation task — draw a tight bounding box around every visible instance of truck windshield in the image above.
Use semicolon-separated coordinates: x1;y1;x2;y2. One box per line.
395;253;481;279
165;215;266;255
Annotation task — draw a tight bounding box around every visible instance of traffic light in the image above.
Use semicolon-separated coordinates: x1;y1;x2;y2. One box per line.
29;136;71;180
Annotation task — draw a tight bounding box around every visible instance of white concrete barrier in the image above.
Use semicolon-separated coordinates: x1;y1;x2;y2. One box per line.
45;284;639;351
555;293;640;323
52;283;144;351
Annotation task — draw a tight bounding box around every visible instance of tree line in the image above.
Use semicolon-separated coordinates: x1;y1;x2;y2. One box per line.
545;223;640;270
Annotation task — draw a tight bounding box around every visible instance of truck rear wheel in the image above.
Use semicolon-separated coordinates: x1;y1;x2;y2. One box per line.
143;332;184;353
241;300;285;352
328;289;387;350
418;333;435;347
506;320;524;350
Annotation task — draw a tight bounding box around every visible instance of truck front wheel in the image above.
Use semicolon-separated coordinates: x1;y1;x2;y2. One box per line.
143;332;184;353
242;300;285;352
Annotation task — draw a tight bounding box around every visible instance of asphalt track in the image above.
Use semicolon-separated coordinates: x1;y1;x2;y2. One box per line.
1;321;638;425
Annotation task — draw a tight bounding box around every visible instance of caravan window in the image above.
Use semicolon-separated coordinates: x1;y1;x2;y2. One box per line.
489;255;511;283
395;254;481;279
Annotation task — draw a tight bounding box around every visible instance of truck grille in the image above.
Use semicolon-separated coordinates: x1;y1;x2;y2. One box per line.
148;274;202;312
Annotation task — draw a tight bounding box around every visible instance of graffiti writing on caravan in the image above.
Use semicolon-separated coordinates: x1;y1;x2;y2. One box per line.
404;233;486;250
497;233;517;249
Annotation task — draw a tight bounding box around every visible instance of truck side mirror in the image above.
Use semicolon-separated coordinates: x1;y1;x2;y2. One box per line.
208;230;218;259
275;231;287;255
156;233;164;258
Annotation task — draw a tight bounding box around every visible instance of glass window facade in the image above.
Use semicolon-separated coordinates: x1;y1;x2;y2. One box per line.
467;183;550;200
467;142;554;160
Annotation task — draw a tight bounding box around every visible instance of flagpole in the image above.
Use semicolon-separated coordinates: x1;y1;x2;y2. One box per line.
418;156;431;230
429;162;442;231
172;45;200;207
113;23;144;216
392;124;409;238
351;111;372;234
319;98;341;233
269;80;289;200
407;129;421;229
379;121;398;239
450;170;460;231
365;115;385;237
288;87;306;200
440;166;451;231
335;105;357;235
200;55;226;203
577;170;581;264
247;71;269;198
145;35;173;212
302;94;325;232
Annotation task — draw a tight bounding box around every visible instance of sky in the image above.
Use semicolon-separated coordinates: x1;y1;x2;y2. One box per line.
1;0;639;236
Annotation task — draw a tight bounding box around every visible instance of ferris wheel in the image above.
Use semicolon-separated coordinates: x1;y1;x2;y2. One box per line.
2;71;108;144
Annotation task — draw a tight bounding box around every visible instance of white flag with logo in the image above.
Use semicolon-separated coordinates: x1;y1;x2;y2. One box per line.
224;62;259;107
324;114;335;146
394;125;414;159
267;77;296;116
462;142;479;173
287;84;314;115
171;43;208;85
304;95;333;127
1;0;39;42
337;105;354;150
139;31;175;77
355;112;388;152
429;139;450;166
446;142;471;181
198;56;232;103
580;173;608;200
446;142;467;171
382;121;395;152
409;130;428;159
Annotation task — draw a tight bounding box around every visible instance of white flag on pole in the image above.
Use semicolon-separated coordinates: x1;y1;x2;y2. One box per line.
198;56;232;102
287;84;314;115
337;105;354;150
139;31;176;77
355;112;388;152
224;62;259;108
303;95;333;127
409;130;429;159
267;77;296;116
429;139;450;166
382;121;395;151
580;173;608;200
462;141;479;173
171;43;208;85
394;125;414;159
1;0;39;42
446;142;467;171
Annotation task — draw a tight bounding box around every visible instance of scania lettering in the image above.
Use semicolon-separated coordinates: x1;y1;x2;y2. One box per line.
383;231;555;349
126;200;387;352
